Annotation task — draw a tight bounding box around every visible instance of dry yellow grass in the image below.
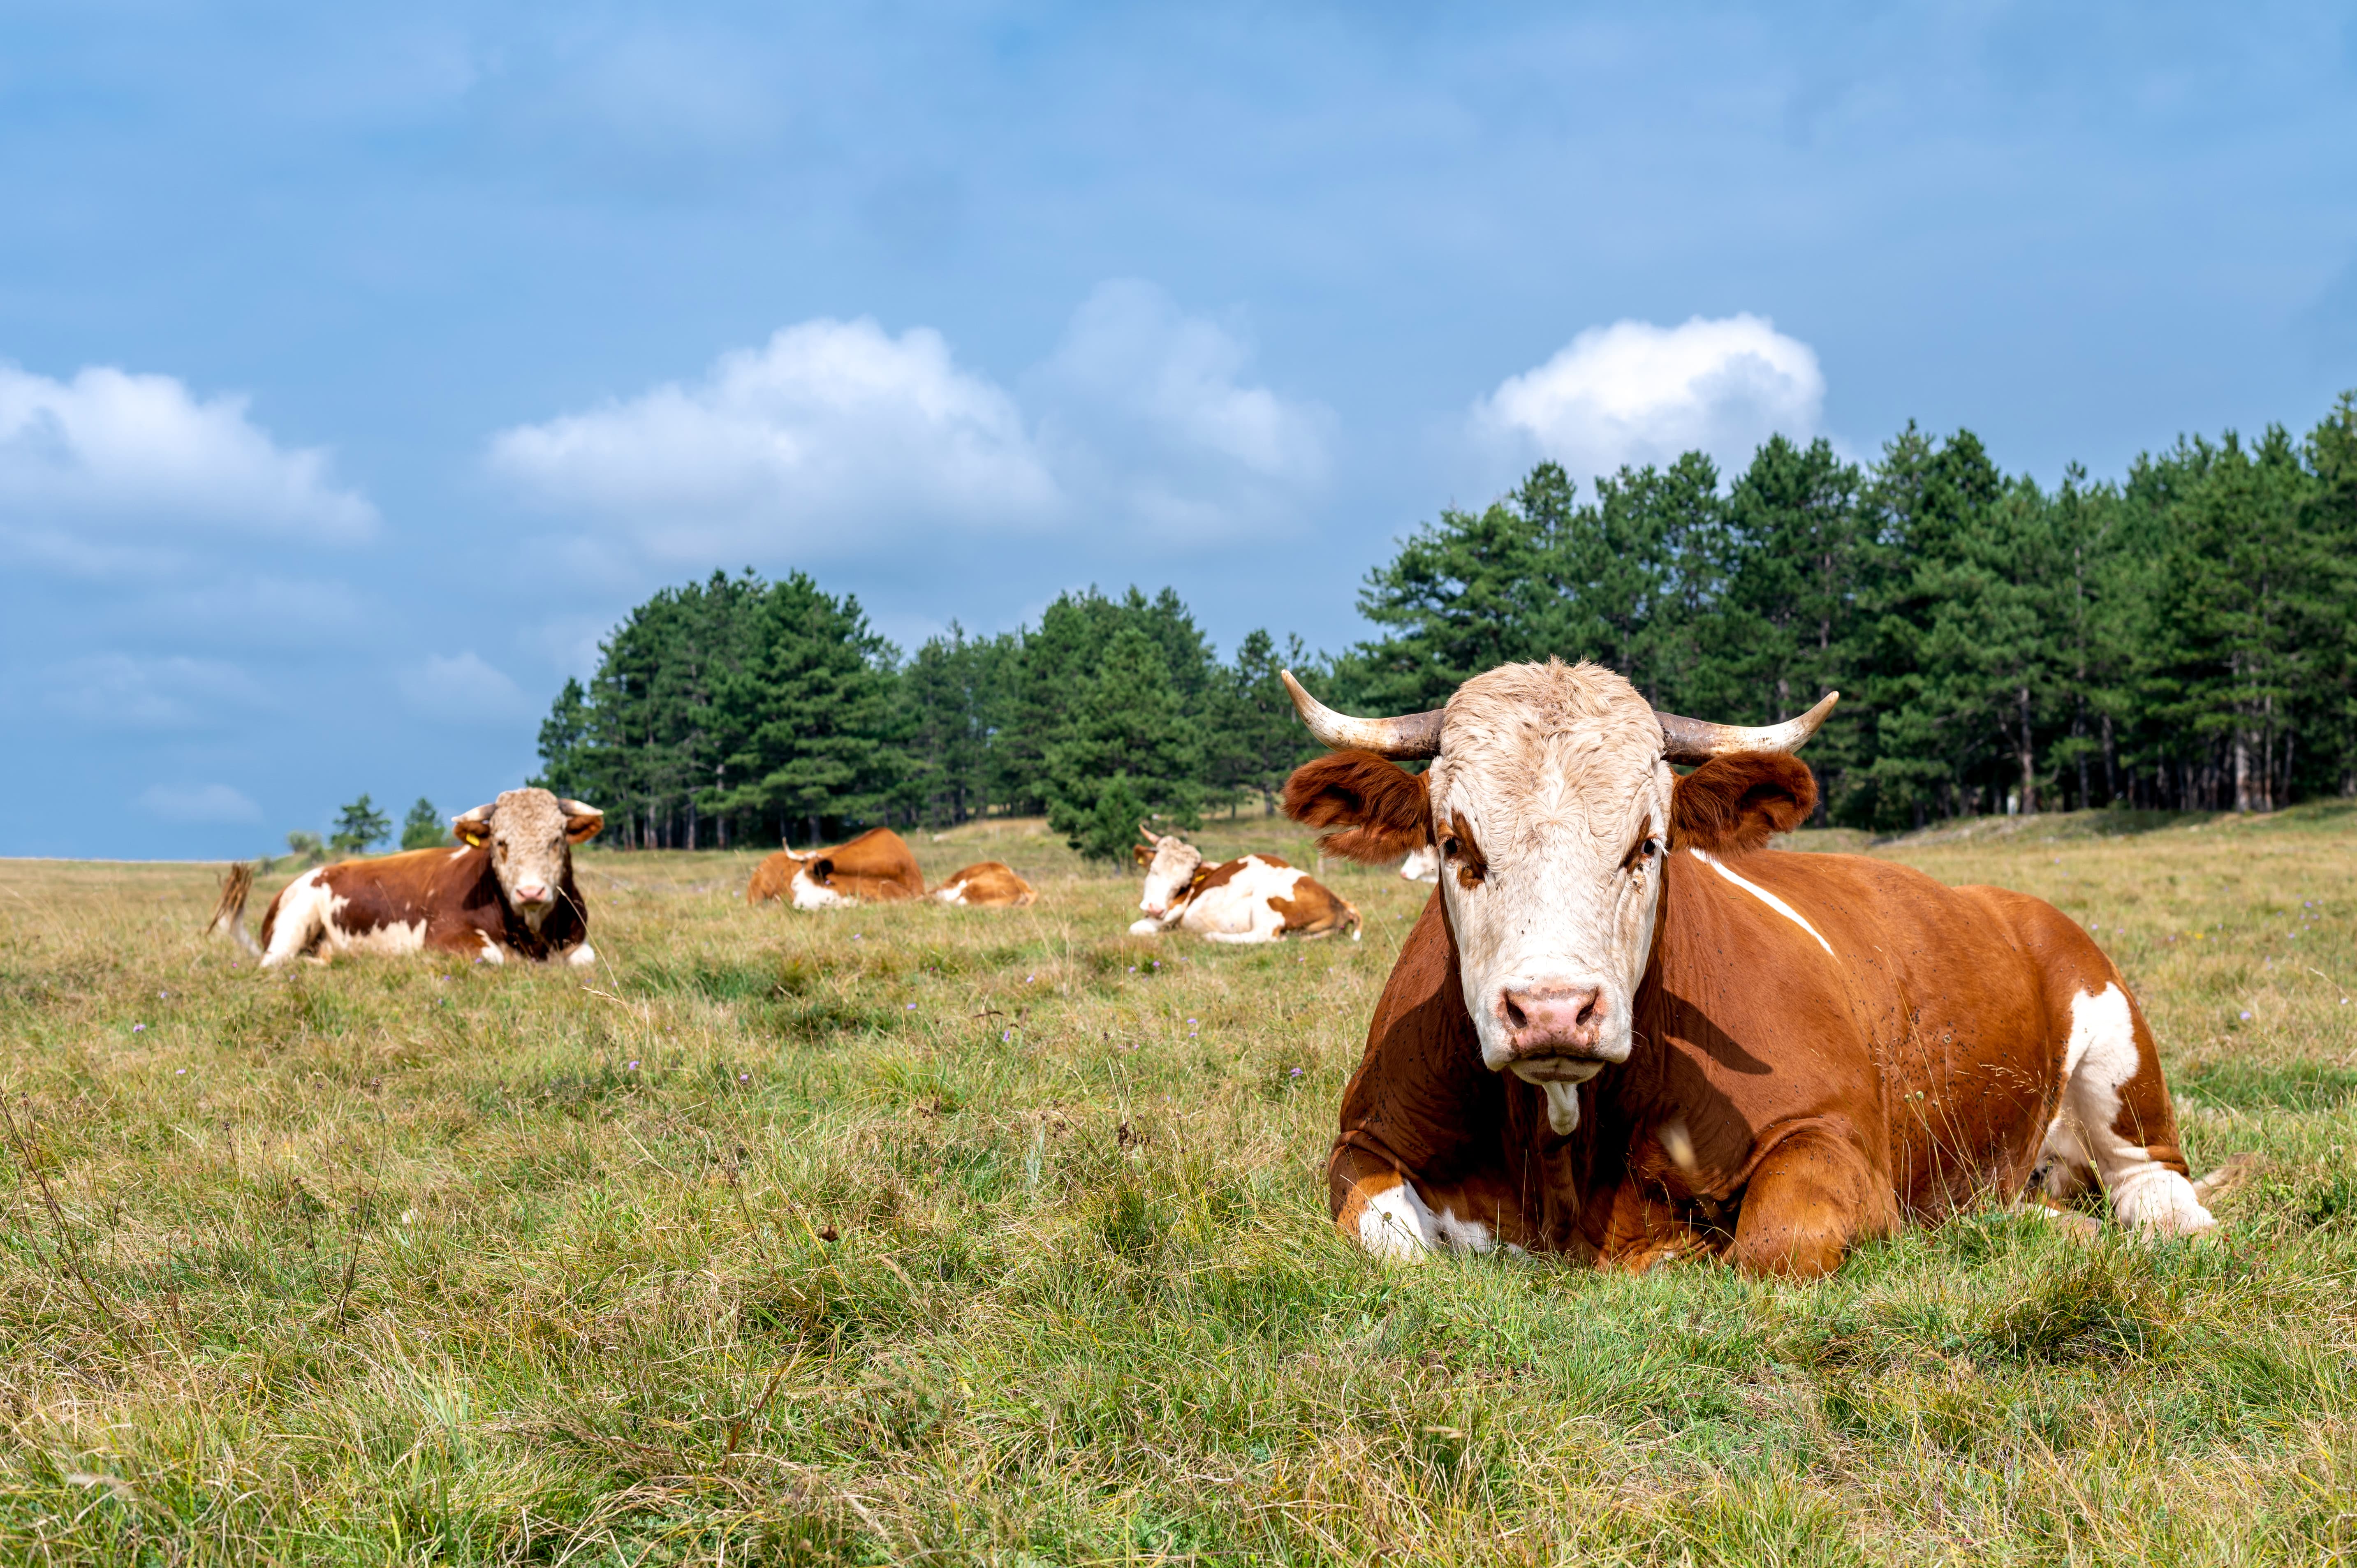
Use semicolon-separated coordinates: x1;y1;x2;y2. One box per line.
0;807;2351;1564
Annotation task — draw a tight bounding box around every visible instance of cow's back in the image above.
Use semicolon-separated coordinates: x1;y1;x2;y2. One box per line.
829;828;926;900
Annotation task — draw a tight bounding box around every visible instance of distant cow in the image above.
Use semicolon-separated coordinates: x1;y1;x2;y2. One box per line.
933;861;1037;907
219;788;604;968
1280;661;2234;1277
1130;825;1359;942
747;828;926;909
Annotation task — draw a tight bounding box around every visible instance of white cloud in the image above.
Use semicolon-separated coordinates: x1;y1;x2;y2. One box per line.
37;653;272;731
137;782;262;825
1473;314;1825;485
396;651;531;723
488;317;1060;564
0;364;377;571
1042;280;1333;485
489;284;1336;564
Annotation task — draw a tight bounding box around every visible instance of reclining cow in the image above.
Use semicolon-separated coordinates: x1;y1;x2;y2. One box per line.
746;828;926;909
218;788;604;968
1130;825;1359;942
933;861;1037;907
1279;660;2236;1277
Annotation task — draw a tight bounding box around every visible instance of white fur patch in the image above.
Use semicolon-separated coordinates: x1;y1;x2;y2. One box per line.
1688;848;1835;957
1358;1182;1436;1260
2061;984;2216;1236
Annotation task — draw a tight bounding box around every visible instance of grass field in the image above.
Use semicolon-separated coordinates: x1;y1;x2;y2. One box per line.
2;805;2354;1565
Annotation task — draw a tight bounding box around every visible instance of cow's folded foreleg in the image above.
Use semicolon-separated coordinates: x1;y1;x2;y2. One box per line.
1730;1123;1894;1278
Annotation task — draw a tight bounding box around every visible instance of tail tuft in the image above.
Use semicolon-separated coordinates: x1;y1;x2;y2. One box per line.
2191;1153;2258;1205
206;862;261;959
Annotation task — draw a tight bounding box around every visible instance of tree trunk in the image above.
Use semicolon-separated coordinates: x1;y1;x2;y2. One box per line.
2234;728;2253;814
2016;686;2037;815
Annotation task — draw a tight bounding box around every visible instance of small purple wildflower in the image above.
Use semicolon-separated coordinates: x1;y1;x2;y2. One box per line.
906;1002;917;1009
626;1059;640;1070
2239;1011;2252;1021
1026;974;1035;983
1289;1067;1303;1078
175;1068;186;1075
132;1023;145;1032
1002;1029;1013;1041
738;1073;750;1082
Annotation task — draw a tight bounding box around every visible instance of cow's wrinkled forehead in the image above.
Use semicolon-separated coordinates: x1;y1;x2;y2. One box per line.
491;788;567;842
1428;661;1667;837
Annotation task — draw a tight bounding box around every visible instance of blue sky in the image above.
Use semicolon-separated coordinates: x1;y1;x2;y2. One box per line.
5;1;2354;857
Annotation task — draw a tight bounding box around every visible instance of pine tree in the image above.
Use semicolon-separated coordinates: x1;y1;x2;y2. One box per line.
399;797;448;850
1044;623;1204;862
330;795;390;856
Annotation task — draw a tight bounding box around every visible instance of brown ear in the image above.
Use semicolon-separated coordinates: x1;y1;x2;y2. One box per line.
809;856;835;886
1132;843;1155;867
557;799;604;844
1671;755;1817;854
1283;749;1432;863
451;804;493;849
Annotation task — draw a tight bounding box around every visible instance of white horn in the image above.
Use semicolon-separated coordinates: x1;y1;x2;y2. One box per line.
1655;692;1839;764
1280;671;1444;759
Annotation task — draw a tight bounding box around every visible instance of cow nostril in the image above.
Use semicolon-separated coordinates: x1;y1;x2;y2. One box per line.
1578;993;1602;1027
1502;997;1528;1030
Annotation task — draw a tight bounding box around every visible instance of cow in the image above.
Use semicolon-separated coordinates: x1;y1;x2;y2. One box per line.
1398;844;1440;883
932;861;1038;907
1278;659;2236;1277
746;828;926;909
1130;825;1360;942
216;788;604;968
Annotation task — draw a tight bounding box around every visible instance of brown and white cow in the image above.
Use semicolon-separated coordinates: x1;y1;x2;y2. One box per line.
933;861;1037;907
1280;659;2229;1277
746;828;926;909
1130;825;1360;942
224;788;604;968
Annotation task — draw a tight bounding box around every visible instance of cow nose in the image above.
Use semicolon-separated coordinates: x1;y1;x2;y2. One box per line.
515;882;551;906
1498;985;1605;1055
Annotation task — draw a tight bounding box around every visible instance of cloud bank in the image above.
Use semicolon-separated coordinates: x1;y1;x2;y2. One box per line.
489;282;1333;566
0;364;377;573
1473;314;1826;485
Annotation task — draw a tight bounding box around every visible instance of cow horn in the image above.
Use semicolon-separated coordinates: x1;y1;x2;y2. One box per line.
1280;671;1444;759
453;802;494;826
1655;692;1839;764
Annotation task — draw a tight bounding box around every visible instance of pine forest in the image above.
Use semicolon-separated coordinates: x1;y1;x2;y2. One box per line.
533;393;2357;861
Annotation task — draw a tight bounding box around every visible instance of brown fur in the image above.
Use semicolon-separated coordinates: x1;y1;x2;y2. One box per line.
747;828;926;905
1669;754;1817;853
1284;750;1431;863
934;861;1037;907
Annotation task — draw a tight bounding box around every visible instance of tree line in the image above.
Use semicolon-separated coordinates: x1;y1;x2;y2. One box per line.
535;391;2357;856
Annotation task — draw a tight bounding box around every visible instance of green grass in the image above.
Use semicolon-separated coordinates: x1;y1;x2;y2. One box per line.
2;809;2353;1564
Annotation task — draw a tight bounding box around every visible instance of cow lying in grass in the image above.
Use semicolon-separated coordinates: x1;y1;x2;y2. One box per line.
1129;825;1359;942
932;861;1037;907
747;830;1036;910
217;788;604;968
1280;660;2239;1276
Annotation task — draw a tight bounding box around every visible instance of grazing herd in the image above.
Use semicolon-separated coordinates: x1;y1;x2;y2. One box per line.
206;654;2236;1277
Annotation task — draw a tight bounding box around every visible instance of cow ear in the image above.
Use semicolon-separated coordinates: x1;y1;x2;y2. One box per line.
558;800;604;844
1283;749;1432;863
451;804;494;848
1131;843;1155;867
809;856;835;885
1670;755;1817;854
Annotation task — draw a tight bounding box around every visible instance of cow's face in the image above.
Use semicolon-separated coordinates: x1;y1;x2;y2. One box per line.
453;788;603;929
1422;664;1673;1093
785;853;848;910
1283;659;1829;1136
1132;830;1202;919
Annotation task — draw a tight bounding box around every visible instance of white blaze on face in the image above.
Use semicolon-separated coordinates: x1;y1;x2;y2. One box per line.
1136;835;1202;919
1427;662;1674;1077
772;854;849;909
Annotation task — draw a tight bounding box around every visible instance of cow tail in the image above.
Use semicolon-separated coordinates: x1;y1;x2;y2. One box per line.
206;862;262;960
